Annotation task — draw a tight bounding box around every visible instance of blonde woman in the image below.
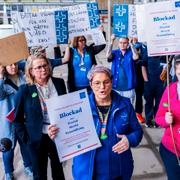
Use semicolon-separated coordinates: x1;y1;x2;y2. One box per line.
14;54;66;180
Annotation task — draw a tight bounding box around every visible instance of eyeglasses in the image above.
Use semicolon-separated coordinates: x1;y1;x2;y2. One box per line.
33;64;48;71
78;39;85;42
92;80;111;88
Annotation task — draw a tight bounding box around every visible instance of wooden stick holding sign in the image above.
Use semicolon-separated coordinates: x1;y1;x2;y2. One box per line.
0;32;29;66
166;55;180;166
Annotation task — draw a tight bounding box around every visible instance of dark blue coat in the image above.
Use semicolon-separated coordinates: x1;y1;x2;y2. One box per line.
72;90;143;180
14;77;66;145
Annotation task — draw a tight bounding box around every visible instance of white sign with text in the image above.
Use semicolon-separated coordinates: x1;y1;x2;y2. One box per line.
144;0;180;56
46;89;101;162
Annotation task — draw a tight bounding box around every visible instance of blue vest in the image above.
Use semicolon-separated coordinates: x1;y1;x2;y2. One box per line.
72;48;92;87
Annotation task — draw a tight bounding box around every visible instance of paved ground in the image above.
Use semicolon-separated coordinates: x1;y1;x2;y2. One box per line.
0;126;167;180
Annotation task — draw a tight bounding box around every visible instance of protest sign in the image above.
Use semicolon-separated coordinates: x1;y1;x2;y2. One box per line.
113;4;137;37
144;0;180;56
41;3;104;44
46;89;101;162
0;32;29;66
90;28;106;45
11;10;68;46
61;3;101;38
135;4;146;42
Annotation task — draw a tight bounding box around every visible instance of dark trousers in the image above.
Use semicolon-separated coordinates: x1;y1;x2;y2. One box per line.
135;79;144;114
144;77;164;123
28;134;65;180
160;143;180;180
134;63;144;114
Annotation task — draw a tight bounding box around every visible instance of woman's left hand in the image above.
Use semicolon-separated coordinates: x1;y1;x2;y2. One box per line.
112;134;129;154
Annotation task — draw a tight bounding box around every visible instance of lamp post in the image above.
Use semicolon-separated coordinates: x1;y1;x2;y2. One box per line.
107;0;111;43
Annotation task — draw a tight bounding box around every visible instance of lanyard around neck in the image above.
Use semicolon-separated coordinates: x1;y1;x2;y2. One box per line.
97;106;111;140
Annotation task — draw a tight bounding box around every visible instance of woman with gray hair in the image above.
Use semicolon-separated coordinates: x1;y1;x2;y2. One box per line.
48;65;143;180
14;54;66;180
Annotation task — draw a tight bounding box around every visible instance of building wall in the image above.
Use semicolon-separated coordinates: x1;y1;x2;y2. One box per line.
97;0;134;10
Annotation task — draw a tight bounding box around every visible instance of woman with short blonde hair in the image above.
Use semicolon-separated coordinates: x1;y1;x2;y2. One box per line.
25;54;52;85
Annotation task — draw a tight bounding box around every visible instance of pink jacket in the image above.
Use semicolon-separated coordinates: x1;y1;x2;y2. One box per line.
155;82;180;156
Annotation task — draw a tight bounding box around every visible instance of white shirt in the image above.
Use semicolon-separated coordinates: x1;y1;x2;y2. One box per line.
36;78;58;134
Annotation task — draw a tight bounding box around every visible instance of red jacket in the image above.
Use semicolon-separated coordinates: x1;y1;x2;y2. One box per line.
155;82;180;156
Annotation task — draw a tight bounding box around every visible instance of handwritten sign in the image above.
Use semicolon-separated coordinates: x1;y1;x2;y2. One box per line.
61;3;100;38
11;11;68;46
46;89;101;162
0;32;29;66
41;3;101;40
91;29;106;45
145;0;180;56
113;4;137;37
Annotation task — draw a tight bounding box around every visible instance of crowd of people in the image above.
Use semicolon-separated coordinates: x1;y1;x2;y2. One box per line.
0;24;180;180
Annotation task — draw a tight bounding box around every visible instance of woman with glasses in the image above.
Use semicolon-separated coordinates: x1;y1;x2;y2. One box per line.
155;55;180;180
14;54;66;180
0;63;32;180
62;26;106;92
48;65;143;180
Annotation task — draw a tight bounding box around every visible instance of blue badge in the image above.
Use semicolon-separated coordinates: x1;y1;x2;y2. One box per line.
77;144;81;149
79;92;86;99
175;1;180;7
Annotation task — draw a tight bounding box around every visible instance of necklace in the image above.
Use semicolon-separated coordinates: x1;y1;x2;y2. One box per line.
97;105;111;140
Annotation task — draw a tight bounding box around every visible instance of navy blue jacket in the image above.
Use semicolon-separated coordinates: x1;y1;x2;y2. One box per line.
14;77;66;145
72;90;143;180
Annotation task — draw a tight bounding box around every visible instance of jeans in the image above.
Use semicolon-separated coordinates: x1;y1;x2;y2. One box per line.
2;131;31;173
160;143;180;180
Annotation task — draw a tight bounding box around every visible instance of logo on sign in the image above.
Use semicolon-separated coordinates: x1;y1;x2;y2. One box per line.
175;1;180;7
79;92;86;99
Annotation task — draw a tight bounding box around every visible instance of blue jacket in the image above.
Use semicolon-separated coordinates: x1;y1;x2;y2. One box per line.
109;48;137;91
72;90;143;180
14;77;66;145
0;71;25;147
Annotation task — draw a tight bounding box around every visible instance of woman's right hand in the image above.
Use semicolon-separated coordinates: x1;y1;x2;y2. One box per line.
0;65;5;79
48;124;59;139
165;112;173;125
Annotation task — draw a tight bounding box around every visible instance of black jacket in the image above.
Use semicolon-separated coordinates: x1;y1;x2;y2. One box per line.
14;77;66;145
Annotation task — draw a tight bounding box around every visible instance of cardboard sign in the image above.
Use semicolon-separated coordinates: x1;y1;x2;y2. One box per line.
0;32;29;66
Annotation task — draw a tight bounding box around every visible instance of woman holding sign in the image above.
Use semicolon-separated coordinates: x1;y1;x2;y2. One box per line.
48;65;143;180
155;55;180;180
14;54;66;180
62;25;106;92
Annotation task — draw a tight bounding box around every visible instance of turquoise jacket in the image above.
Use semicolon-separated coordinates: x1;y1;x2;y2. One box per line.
0;71;25;147
72;90;143;180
